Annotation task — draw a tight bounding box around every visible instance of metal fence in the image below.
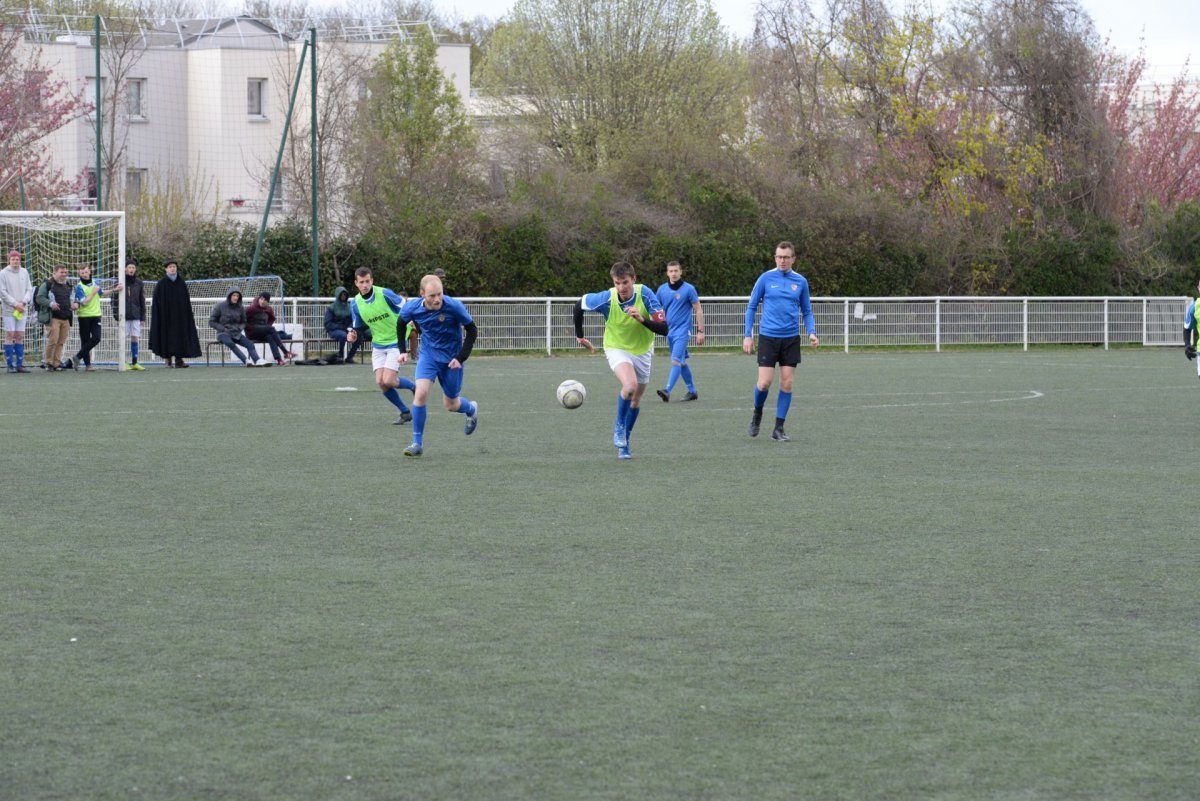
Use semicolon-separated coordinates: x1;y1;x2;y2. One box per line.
17;295;1187;367
272;295;1186;354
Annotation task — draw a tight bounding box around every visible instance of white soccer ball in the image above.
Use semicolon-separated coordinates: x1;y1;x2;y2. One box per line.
557;379;587;409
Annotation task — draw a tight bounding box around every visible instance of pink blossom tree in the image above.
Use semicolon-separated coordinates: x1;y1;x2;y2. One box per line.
1099;50;1200;224
0;21;90;207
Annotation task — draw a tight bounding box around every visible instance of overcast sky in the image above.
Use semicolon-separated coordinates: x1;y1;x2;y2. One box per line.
437;0;1195;81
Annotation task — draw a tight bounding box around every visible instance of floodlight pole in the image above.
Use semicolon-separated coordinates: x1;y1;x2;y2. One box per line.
94;15;103;211
251;39;310;277
310;27;319;297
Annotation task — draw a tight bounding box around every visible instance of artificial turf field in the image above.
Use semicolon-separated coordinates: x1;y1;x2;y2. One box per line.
2;348;1197;801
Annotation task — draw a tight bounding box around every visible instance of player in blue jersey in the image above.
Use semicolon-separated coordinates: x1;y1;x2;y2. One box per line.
574;261;669;459
1183;281;1200;376
346;267;417;425
743;241;819;441
654;260;705;402
396;273;480;457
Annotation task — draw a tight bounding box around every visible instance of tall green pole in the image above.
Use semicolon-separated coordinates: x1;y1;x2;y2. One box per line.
310;27;319;296
94;15;103;210
250;40;309;276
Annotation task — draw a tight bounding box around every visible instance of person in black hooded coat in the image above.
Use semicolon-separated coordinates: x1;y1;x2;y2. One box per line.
148;260;202;367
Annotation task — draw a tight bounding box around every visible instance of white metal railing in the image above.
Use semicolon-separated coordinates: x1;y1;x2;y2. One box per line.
270;295;1189;355
23;295;1185;366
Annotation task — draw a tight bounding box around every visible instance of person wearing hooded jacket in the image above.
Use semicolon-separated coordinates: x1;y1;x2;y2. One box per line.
324;286;362;363
208;289;263;367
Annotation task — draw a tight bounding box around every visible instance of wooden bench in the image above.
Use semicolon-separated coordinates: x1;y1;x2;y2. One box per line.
205;337;367;366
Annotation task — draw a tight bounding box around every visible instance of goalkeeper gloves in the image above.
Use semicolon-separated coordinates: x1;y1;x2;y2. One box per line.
1187;346;1196;361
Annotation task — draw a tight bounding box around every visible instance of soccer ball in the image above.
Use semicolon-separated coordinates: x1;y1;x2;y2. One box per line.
557;379;587;409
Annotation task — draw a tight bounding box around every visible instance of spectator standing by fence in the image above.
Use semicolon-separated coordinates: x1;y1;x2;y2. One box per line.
70;265;121;371
117;257;147;370
149;261;202;368
40;265;75;370
0;249;33;373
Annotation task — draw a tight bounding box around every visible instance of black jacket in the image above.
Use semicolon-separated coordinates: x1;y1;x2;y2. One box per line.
115;276;146;321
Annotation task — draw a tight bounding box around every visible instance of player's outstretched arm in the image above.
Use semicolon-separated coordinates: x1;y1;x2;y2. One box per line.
573;300;595;352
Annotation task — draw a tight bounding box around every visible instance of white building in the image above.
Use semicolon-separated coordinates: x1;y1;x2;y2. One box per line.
20;15;471;219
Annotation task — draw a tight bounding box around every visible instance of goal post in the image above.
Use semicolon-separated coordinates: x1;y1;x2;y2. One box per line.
0;211;127;369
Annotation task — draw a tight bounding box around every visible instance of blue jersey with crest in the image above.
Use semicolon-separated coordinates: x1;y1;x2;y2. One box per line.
655;281;699;338
400;295;474;364
744;268;816;338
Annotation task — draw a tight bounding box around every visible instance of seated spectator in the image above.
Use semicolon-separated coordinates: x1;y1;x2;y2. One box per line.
245;292;293;365
208;289;263;367
324;286;361;363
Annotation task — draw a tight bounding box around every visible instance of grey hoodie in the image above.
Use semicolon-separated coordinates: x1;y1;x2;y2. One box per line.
208;289;247;337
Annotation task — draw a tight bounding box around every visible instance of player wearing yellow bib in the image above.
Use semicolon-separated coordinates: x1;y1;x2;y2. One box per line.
69;264;122;371
573;261;668;459
346;267;416;424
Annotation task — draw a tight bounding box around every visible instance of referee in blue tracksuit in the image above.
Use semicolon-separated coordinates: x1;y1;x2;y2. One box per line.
742;241;819;441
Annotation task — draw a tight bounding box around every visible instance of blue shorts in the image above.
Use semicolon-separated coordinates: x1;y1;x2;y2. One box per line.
415;357;464;399
667;333;690;363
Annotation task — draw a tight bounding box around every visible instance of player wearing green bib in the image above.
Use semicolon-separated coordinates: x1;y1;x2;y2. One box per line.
346;267;416;424
573;261;668;459
69;264;122;371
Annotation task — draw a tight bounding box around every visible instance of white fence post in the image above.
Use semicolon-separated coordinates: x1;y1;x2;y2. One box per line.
1023;298;1029;351
1104;297;1110;351
935;298;941;353
843;299;850;353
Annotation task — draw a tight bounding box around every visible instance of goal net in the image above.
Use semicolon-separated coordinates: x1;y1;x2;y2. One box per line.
188;276;285;309
0;211;126;368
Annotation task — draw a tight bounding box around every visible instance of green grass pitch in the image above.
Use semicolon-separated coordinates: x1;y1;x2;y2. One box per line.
2;349;1197;800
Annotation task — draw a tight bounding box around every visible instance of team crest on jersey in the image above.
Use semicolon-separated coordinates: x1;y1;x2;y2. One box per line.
438;313;445;322
791;284;798;291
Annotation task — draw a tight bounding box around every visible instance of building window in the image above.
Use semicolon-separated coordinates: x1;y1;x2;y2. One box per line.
84;77;105;118
126;169;146;205
247;78;267;117
127;78;147;119
26;71;46;111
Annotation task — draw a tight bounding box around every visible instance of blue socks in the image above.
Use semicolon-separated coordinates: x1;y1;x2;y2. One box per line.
625;406;640;435
776;390;792;422
456;397;476;417
412;405;427;444
3;344;12;368
753;385;769;411
680;364;695;393
383;387;409;413
665;363;681;393
615;395;632;433
399;376;416;392
130;341;139;363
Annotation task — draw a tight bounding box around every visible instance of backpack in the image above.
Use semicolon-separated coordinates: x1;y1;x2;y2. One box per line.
33;280;52;325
